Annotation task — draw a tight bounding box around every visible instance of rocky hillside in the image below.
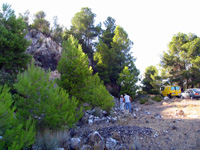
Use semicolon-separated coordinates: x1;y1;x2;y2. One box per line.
25;29;62;71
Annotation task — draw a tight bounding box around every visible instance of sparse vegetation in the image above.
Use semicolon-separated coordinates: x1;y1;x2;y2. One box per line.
33;130;70;150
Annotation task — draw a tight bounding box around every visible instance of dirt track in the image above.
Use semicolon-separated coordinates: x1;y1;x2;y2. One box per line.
124;98;200;149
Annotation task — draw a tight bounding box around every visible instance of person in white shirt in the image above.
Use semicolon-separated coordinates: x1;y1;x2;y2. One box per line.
124;93;132;113
119;95;125;111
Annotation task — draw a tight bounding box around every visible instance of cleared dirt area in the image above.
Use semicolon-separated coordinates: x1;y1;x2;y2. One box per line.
123;98;200;149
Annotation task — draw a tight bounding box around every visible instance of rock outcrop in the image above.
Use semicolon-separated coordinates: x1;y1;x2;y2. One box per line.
25;29;62;71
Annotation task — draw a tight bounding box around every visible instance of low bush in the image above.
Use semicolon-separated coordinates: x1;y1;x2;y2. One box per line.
85;74;114;112
92;107;102;117
139;98;148;104
152;95;163;102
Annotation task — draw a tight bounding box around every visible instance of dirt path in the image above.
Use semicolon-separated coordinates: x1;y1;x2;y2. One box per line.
124;98;200;149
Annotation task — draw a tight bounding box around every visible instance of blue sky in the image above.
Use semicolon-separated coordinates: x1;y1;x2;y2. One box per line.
1;0;200;77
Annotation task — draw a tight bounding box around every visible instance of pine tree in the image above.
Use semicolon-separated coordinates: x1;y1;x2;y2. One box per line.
0;4;31;85
14;62;82;130
84;74;114;111
0;85;35;150
117;66;138;97
31;11;50;35
142;65;161;94
57;35;92;102
58;36;114;111
94;25;139;96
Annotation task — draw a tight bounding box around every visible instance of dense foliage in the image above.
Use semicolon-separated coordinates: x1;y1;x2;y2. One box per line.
14;62;82;130
160;33;200;89
0;85;35;150
0;4;31;85
17;6;139;97
84;74;114;112
57;35;93;101
57;36;114;110
142;66;161;94
94;25;139;96
31;11;50;35
65;7;101;59
117;66;138;97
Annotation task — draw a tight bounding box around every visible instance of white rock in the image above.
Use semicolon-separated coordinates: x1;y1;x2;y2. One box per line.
112;117;117;121
88;118;93;125
155;114;162;119
94;117;100;123
89;115;94;119
106;137;118;150
164;96;169;100
154;132;158;138
80;145;92;150
70;138;81;149
145;111;151;115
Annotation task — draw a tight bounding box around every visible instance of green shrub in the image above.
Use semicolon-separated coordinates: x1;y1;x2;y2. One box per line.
82;104;92;111
139;98;148;104
0;85;35;150
14;62;83;130
92;107;102;117
0;70;16;86
84;74;114;112
152;95;162;102
38;37;43;44
90;84;114;112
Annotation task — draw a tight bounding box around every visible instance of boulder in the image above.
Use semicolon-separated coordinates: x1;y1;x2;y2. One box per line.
25;29;62;71
70;137;82;150
87;131;105;150
106;137;119;150
154;113;162;119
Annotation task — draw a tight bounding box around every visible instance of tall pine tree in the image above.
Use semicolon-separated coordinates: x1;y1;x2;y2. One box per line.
94;25;139;96
57;35;93;102
0;4;31;85
57;36;114;111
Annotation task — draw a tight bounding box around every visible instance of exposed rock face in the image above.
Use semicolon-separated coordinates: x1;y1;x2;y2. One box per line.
25;29;62;71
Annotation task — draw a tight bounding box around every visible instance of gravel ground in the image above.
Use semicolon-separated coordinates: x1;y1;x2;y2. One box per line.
122;98;200;150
